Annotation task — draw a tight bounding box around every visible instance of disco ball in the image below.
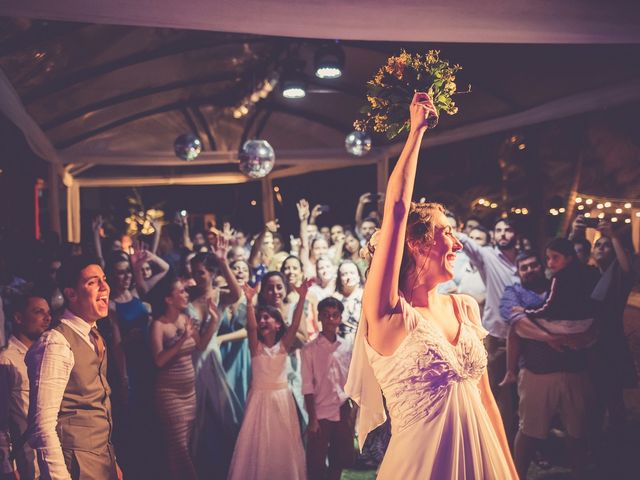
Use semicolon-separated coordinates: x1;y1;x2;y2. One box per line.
238;140;275;179
345;131;372;156
174;133;202;161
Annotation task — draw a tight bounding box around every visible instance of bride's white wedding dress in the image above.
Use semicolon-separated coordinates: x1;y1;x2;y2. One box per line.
347;293;512;479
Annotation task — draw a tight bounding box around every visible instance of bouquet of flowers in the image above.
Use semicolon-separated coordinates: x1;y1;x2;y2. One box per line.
354;50;469;140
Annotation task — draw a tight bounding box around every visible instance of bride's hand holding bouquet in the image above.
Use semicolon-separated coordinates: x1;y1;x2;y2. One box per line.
355;50;469;139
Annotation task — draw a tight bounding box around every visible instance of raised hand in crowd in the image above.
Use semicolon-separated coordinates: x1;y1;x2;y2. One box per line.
131;239;170;296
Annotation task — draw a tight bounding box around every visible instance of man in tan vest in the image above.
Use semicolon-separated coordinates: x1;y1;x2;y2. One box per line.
26;256;122;480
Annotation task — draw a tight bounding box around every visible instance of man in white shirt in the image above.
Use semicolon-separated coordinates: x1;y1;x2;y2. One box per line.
0;292;51;479
25;256;121;480
302;297;355;480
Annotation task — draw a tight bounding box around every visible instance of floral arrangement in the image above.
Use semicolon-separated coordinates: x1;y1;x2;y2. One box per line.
354;50;469;140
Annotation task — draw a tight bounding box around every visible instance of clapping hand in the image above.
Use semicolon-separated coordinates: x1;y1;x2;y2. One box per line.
409;92;438;133
183;317;194;339
207;297;219;323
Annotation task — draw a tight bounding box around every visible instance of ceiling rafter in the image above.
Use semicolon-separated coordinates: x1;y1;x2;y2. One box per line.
23;35;269;103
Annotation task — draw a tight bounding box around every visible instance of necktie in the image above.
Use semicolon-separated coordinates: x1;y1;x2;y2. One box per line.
89;327;106;361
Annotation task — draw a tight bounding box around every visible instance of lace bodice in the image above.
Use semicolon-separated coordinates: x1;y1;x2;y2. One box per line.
365;295;488;433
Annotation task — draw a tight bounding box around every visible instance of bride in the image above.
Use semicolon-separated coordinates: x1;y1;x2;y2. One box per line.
345;92;518;479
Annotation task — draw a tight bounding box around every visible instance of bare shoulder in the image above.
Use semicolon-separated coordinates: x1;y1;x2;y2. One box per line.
453;294;481;325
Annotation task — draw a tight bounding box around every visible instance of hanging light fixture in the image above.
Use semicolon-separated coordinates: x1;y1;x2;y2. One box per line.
314;42;345;79
282;59;307;99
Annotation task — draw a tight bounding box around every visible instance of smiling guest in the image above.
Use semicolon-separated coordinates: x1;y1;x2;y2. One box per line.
25;255;122;480
0;291;51;479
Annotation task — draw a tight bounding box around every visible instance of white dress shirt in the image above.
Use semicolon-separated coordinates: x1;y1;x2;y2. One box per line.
457;233;519;338
0;336;37;475
26;310;97;480
301;334;353;421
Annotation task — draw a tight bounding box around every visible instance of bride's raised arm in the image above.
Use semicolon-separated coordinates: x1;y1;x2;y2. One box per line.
362;93;437;328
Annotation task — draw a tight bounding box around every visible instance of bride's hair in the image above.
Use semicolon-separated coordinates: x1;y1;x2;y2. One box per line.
401;201;445;279
361;201;444;279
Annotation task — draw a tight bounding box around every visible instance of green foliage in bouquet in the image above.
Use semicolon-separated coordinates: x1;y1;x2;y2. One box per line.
354;50;470;140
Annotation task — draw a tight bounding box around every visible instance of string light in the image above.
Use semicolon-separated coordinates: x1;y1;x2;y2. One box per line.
250;199;257;206
490;203;498;209
604;201;612;208
584;213;591;218
522;208;529;215
625;218;632;224
577;205;585;211
585;199;593;205
230;73;280;119
559;207;566;213
636;212;640;218
615;208;622;214
598;212;605;219
596;203;604;209
624;202;632;209
611;217;618;223
575;197;583;203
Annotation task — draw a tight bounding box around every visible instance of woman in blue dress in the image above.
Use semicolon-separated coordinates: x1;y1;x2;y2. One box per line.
187;246;243;479
218;259;252;408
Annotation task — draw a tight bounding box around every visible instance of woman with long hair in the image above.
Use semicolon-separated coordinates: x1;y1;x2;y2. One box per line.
150;276;215;480
187;245;243;478
333;259;364;338
218;259;252;408
345;93;517;479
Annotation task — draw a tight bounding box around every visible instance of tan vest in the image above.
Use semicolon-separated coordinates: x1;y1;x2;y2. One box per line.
54;322;112;452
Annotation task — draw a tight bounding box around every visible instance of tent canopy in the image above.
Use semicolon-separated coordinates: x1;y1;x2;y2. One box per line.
0;4;639;239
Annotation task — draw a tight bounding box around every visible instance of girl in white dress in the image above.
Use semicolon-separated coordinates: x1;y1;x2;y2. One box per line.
227;280;312;480
345;93;518;479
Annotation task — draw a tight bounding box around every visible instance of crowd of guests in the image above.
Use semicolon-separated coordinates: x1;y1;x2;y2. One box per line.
0;189;637;479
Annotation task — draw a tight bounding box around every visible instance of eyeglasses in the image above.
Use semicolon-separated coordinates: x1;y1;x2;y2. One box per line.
518;263;540;272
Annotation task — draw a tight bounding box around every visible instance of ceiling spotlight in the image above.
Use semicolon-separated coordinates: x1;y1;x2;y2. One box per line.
282;60;307;99
282;79;306;99
314;43;345;79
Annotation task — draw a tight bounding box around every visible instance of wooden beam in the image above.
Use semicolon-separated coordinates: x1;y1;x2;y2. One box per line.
376;156;389;211
59;148;383;167
47;163;61;236
261;176;275;222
